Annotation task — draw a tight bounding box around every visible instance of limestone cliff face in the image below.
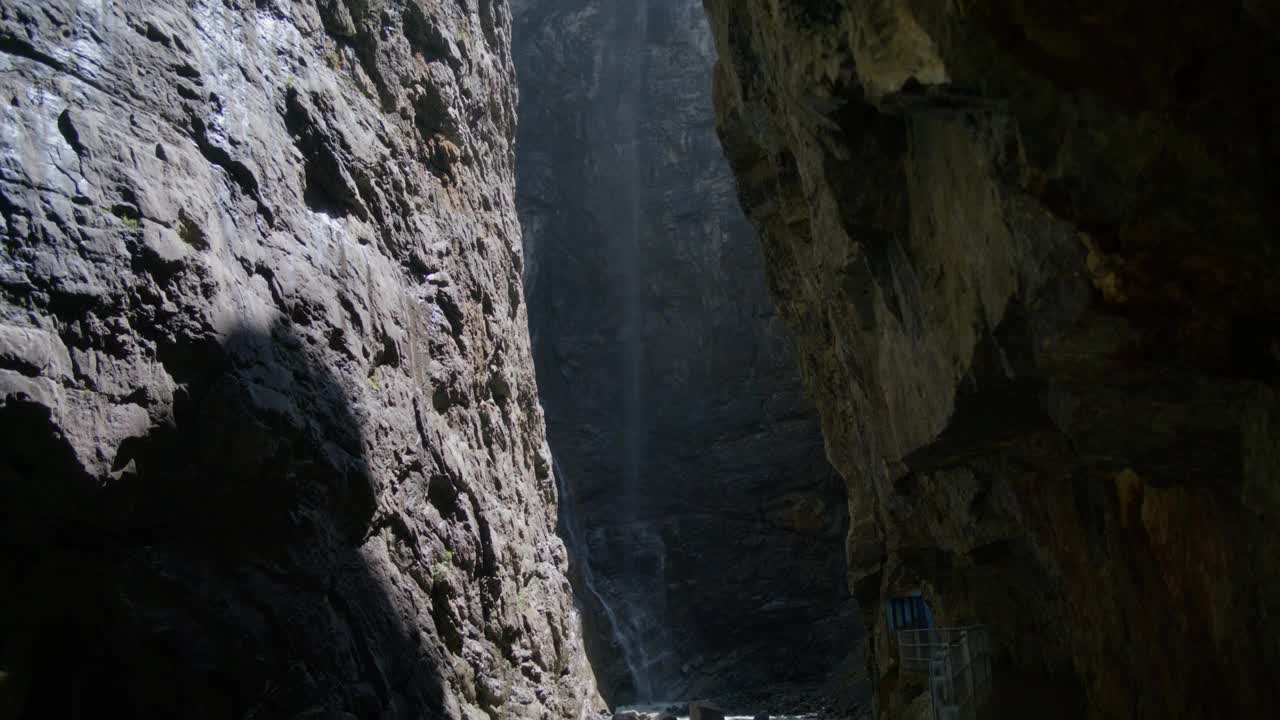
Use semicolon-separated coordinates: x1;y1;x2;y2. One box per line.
513;0;855;706
703;1;1280;719
0;1;599;717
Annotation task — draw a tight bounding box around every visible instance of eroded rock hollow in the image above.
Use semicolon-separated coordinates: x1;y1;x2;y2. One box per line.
702;1;1280;718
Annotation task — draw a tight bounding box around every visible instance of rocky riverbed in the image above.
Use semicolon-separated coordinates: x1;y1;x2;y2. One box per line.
609;658;872;720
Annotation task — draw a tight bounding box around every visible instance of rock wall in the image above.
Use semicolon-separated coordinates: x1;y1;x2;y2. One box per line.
702;1;1280;719
513;0;856;707
0;1;600;717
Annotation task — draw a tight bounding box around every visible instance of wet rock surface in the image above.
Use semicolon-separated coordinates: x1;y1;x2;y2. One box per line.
703;1;1280;719
0;0;600;717
513;0;857;706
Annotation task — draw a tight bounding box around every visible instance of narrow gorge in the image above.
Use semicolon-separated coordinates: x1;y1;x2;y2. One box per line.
2;1;1278;720
513;0;855;709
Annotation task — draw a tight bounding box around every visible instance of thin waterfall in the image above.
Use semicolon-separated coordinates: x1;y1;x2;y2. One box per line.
618;0;645;509
617;11;647;693
553;457;650;699
545;0;671;704
614;0;666;703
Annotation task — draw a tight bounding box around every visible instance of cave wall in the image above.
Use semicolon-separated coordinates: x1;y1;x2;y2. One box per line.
701;1;1280;719
513;0;856;705
0;1;601;717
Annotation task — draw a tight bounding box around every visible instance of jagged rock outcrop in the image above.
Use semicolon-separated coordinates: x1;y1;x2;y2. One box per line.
0;1;600;717
703;2;1280;719
513;0;856;707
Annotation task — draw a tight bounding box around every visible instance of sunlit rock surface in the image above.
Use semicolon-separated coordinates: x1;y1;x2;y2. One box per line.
702;1;1280;718
0;1;600;717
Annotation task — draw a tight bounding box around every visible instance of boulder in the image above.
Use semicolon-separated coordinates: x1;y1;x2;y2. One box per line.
689;702;726;720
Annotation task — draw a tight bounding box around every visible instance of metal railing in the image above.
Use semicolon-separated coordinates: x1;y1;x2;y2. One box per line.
897;626;992;720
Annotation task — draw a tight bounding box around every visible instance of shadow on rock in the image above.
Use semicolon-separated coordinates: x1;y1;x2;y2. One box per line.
0;321;445;719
